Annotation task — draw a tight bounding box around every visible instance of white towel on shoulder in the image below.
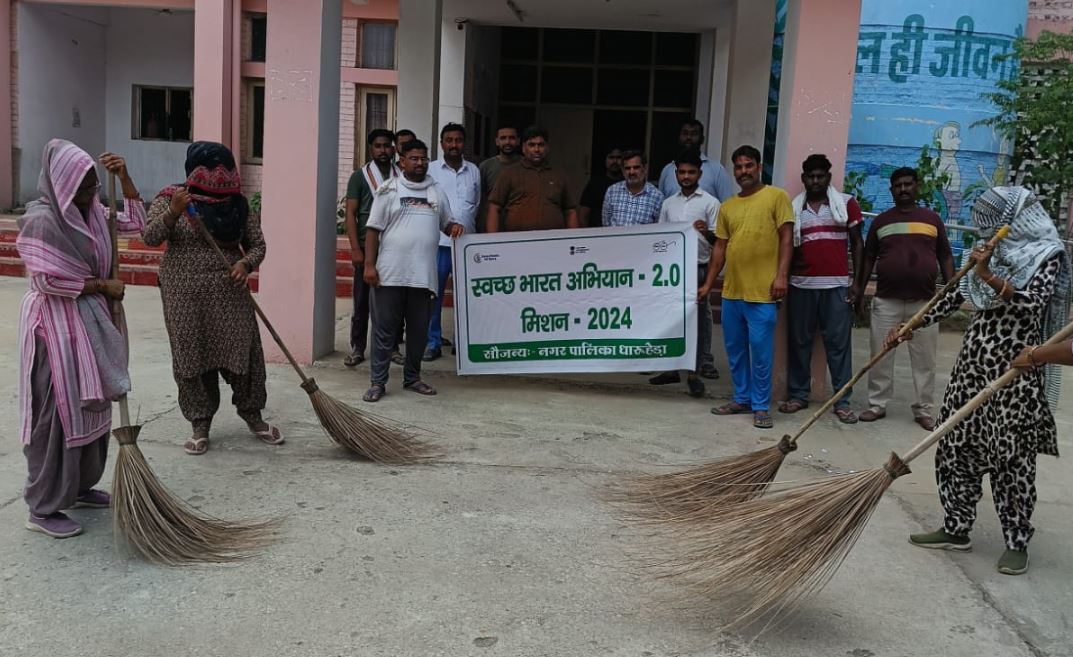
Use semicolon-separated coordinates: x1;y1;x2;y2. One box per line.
791;185;850;247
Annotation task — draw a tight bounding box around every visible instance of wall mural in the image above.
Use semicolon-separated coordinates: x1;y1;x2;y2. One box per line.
847;0;1028;255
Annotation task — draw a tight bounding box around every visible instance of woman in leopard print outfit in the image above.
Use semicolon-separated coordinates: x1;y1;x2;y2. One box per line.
893;187;1070;576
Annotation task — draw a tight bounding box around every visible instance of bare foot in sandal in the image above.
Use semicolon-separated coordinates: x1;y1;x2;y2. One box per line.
404;380;437;396
248;420;284;445
753;410;774;429
184;432;209;456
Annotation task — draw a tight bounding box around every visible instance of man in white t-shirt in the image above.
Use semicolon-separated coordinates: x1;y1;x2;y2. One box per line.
363;139;464;402
650;147;721;396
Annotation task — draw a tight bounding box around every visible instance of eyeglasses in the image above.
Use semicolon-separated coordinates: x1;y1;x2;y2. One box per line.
404;156;430;163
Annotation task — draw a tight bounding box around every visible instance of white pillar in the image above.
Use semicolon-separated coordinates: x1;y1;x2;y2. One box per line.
722;0;776;162
437;13;466;132
701;27;732;164
397;0;442;150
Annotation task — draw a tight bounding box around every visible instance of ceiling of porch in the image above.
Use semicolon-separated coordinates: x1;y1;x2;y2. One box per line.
443;0;736;32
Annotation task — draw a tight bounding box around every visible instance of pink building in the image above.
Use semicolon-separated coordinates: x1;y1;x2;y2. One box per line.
2;0;864;365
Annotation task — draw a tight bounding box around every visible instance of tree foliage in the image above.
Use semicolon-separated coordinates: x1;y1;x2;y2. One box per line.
977;31;1073;222
915;141;952;214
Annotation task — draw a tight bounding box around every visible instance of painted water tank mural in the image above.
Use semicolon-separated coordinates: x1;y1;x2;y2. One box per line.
848;0;1027;252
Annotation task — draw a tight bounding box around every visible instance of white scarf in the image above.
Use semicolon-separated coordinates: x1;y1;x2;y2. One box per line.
791;186;850;246
362;161;397;192
960;186;1071;409
376;175;443;212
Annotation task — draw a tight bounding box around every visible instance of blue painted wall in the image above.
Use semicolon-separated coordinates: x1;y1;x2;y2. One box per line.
848;0;1027;252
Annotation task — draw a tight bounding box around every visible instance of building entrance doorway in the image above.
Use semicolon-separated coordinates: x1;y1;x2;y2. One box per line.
495;27;699;187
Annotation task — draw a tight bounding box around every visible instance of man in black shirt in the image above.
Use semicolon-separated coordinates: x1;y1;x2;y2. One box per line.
578;147;623;228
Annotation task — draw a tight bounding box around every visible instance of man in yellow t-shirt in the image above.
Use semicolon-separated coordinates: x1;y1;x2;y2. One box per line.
698;145;794;429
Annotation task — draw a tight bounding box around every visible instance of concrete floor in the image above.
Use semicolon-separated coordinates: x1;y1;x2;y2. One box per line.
0;278;1070;657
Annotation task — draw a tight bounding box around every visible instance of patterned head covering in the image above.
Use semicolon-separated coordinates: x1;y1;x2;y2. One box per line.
161;141;248;243
962;186;1071;407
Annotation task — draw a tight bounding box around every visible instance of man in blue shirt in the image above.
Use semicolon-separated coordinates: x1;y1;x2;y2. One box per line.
602;150;663;227
657;119;735;202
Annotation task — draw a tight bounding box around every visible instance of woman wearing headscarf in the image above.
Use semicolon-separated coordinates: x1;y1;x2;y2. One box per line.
16;140;146;538
142;141;282;455
888;186;1070;575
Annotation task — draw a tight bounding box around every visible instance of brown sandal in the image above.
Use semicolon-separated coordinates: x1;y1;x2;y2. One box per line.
404;380;437;396
778;398;808;414
363;384;386;403
711;401;752;416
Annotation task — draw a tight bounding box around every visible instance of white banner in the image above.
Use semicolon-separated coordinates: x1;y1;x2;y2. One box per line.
452;224;698;375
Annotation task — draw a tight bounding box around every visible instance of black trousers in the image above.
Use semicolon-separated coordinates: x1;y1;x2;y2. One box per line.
370;286;433;387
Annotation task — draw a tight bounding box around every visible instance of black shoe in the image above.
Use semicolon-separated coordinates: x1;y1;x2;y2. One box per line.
698;364;720;380
649;371;681;385
686;376;706;398
422;346;442;362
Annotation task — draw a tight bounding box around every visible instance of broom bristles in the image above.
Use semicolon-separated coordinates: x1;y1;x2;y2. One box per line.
605;437;795;522
645;453;910;630
112;426;280;565
302;380;441;464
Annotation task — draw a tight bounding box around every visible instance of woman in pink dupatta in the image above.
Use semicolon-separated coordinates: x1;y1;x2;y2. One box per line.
16;139;146;539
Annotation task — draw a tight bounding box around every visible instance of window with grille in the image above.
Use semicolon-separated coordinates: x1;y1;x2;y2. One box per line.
243;80;266;162
132;85;192;141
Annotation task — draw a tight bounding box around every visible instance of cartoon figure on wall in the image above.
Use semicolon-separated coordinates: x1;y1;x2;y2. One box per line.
977;135;1012;187
934;121;962;220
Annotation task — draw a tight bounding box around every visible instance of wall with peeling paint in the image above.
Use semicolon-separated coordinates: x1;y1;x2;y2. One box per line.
847;0;1027;251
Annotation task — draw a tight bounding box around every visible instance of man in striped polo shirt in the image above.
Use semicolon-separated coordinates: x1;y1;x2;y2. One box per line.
853;167;954;430
779;154;863;424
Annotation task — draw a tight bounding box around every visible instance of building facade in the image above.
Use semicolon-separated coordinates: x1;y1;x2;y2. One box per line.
0;0;874;366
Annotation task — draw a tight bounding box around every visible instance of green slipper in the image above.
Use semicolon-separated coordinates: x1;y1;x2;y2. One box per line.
997;549;1029;575
908;529;972;551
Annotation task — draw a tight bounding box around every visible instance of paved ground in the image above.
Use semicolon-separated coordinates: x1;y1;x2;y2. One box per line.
0;277;1070;657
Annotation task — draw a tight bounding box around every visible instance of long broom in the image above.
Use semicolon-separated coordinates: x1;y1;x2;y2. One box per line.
651;317;1073;630
185;200;439;464
106;174;278;564
608;225;1012;521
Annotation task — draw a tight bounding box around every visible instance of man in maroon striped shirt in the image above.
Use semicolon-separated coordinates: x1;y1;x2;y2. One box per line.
778;154;863;424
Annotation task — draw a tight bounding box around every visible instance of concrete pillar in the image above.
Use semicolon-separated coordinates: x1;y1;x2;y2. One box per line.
0;0;12;209
772;0;862;193
193;0;235;147
768;0;862;403
397;0;441;147
703;27;732;163
721;0;776;163
257;0;342;363
437;11;465;131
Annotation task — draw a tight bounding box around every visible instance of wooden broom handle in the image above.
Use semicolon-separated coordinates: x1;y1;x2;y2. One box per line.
188;207;312;384
901;318;1073;464
789;225;1011;444
107;173;132;427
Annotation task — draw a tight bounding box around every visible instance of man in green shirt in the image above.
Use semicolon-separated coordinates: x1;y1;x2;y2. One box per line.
343;128;399;366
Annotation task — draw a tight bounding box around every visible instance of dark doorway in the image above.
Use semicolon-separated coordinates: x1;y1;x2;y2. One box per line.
591;110;646;178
